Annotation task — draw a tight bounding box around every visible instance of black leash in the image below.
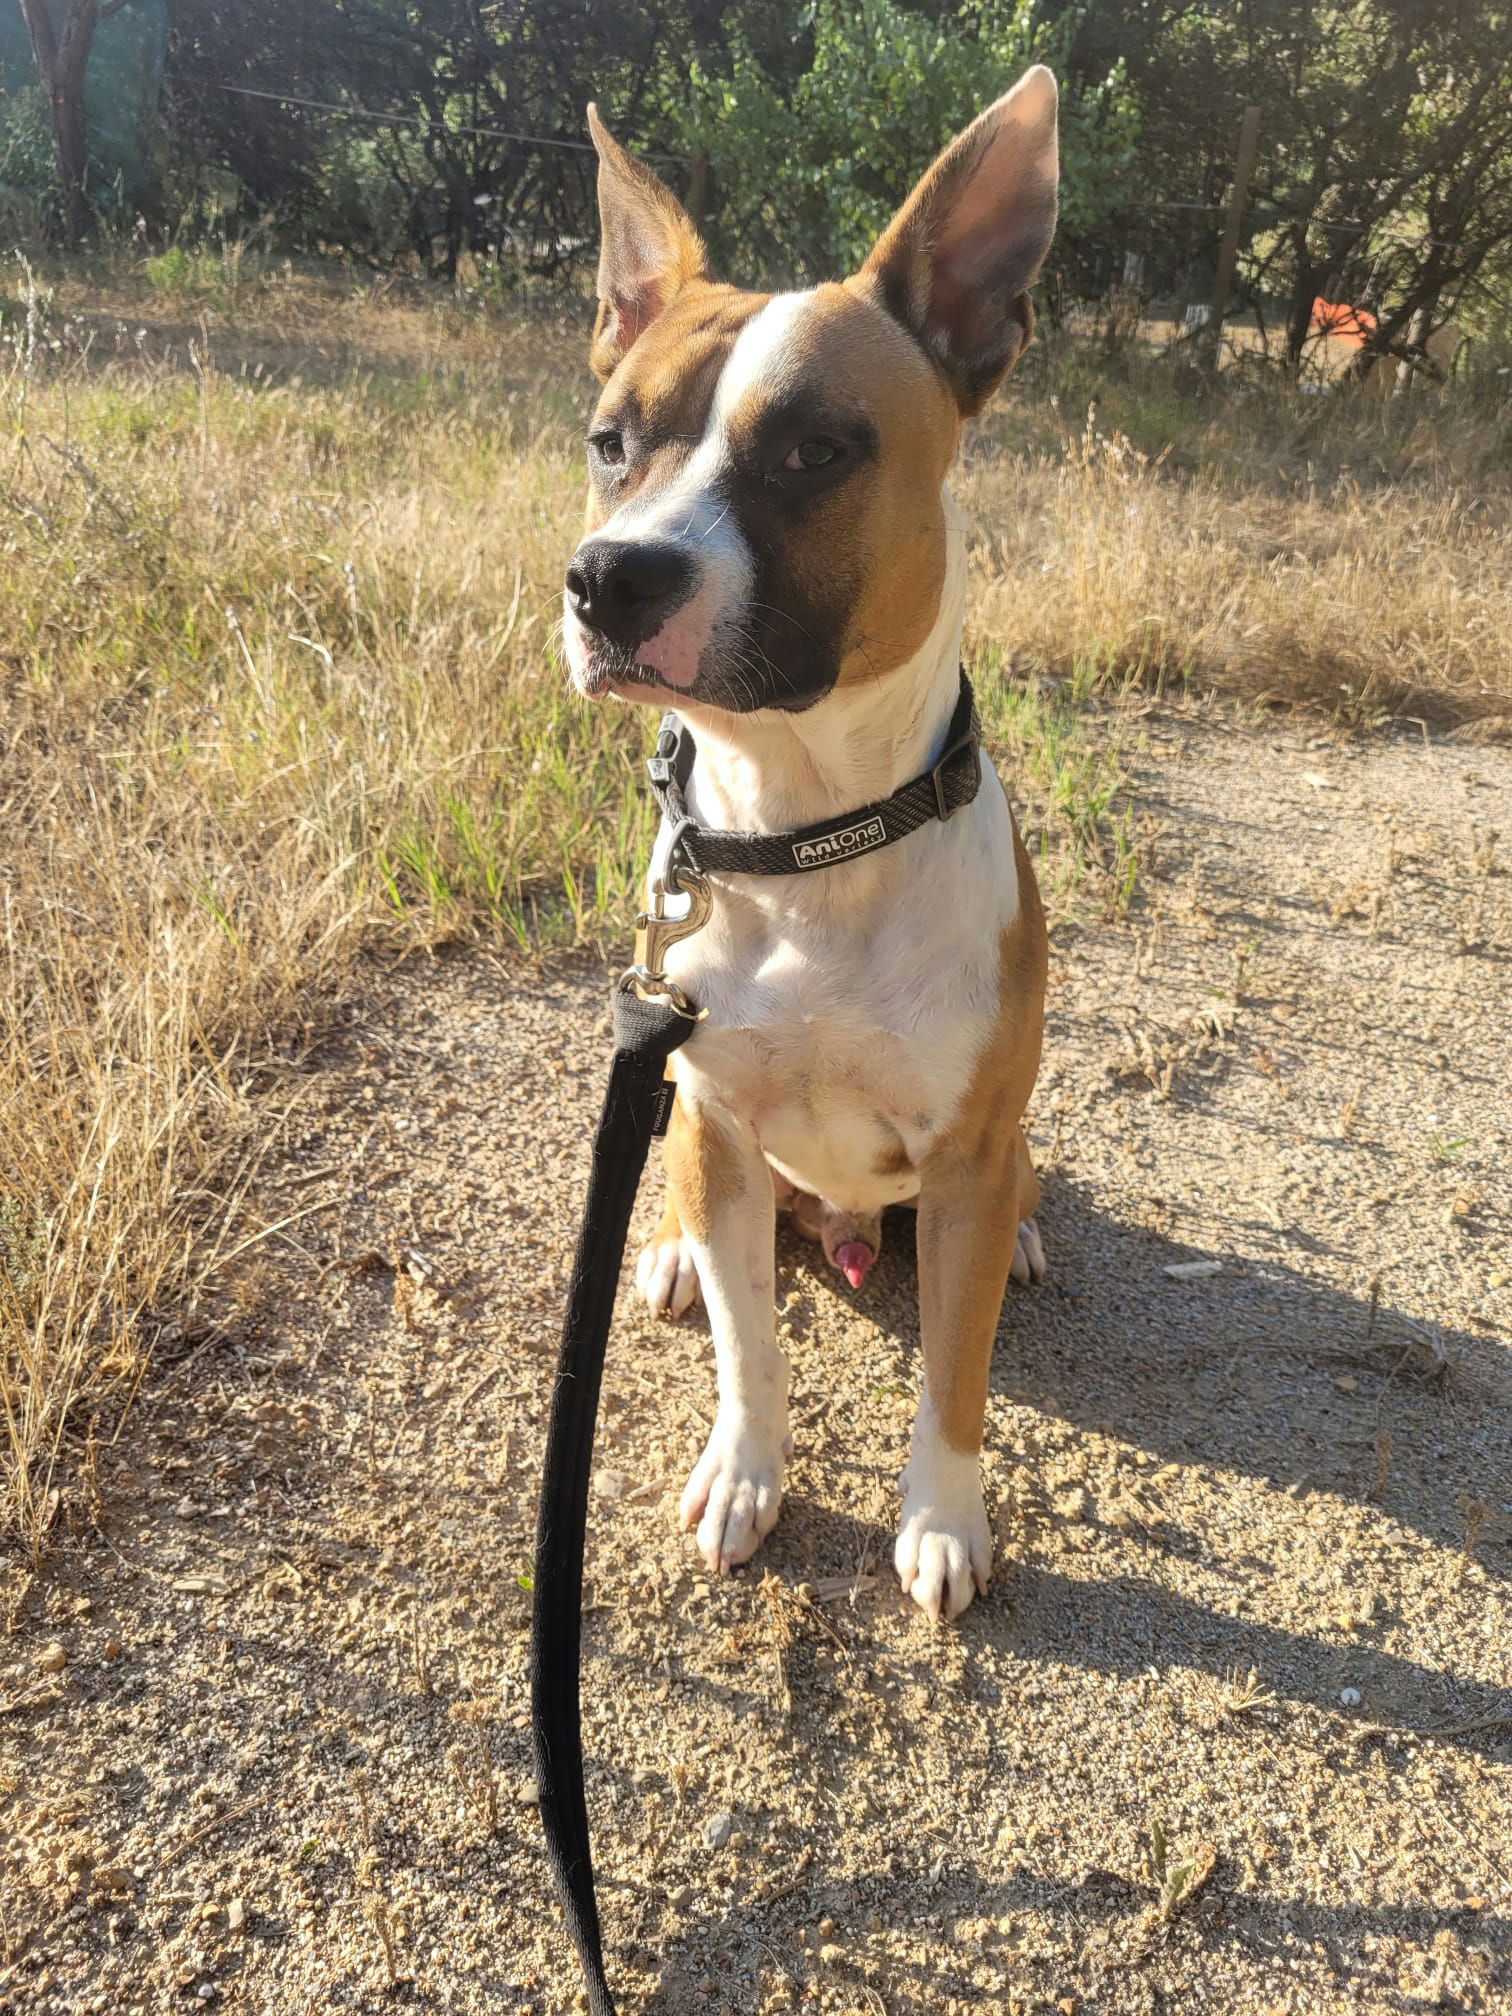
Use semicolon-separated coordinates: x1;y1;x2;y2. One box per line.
530;984;697;2016
529;670;982;2012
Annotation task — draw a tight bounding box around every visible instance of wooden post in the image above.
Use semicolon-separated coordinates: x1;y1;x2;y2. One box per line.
1208;105;1261;365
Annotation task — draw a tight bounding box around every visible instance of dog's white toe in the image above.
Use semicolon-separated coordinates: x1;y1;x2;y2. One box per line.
636;1233;701;1318
1010;1215;1045;1286
895;1453;991;1624
680;1418;785;1573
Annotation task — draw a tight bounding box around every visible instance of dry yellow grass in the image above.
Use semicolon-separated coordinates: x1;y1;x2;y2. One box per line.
0;268;635;1550
1;256;1507;1551
964;405;1512;730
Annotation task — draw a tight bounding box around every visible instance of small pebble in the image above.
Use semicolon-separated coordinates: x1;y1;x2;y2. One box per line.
38;1642;67;1673
1339;1686;1362;1707
103;1637;123;1662
517;1777;540;1806
704;1808;732;1849
226;1898;245;1933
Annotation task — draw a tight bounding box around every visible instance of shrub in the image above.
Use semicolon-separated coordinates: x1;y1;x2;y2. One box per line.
673;0;1138;286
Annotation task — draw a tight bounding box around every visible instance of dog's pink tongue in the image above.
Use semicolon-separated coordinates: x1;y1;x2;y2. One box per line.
835;1241;874;1290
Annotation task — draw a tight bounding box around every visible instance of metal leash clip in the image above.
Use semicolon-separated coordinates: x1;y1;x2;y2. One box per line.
618;820;711;1017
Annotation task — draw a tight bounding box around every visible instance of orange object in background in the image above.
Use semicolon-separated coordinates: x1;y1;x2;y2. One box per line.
1312;297;1377;348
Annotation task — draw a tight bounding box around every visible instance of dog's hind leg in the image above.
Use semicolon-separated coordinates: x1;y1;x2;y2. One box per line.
1010;1125;1046;1286
635;1190;702;1319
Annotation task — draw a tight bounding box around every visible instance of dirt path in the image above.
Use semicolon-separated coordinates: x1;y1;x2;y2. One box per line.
5;711;1510;2016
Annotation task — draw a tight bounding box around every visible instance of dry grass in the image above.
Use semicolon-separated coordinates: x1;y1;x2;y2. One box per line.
963;383;1512;732
1;253;1508;1553
0;265;638;1551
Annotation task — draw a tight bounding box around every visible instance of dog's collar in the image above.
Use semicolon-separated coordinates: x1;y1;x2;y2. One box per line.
645;669;981;880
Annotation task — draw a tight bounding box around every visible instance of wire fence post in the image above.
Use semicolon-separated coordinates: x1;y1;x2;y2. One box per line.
1208;105;1261;366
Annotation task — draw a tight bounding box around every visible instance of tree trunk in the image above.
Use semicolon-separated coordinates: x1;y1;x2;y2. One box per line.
1283;242;1320;376
18;0;100;247
1393;298;1436;401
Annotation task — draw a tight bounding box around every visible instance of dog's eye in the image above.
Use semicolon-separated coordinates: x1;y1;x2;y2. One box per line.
590;429;626;468
783;439;840;472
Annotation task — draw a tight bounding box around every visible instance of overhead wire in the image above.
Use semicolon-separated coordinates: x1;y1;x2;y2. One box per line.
167;77;686;163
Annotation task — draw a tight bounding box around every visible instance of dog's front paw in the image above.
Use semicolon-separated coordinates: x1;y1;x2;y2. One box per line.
680;1415;786;1573
636;1230;701;1319
1010;1215;1045;1286
895;1460;990;1624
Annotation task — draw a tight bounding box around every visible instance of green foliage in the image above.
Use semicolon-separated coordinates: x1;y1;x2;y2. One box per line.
142;245;195;293
0;1193;49;1324
977;660;1137;916
0;85;53;200
673;1;1137;283
8;0;1506;354
1070;1;1512;362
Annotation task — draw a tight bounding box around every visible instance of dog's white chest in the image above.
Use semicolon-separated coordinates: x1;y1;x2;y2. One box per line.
665;775;1017;1212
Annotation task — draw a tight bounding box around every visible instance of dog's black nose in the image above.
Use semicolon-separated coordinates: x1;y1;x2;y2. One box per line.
565;539;692;645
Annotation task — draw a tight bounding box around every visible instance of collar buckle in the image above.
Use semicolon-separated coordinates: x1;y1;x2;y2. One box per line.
930;715;981;823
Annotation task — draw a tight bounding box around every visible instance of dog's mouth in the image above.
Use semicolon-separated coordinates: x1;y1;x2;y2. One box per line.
566;614;836;715
572;648;679;703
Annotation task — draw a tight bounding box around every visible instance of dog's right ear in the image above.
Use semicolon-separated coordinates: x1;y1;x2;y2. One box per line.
587;105;709;381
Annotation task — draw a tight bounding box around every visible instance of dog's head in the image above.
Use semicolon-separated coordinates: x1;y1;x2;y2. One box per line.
562;70;1058;714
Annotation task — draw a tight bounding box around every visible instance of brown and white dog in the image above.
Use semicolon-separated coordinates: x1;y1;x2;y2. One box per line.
561;70;1057;1623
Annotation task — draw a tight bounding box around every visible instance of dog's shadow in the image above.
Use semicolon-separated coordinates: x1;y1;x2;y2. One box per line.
764;1166;1508;1588
634;1159;1512;1745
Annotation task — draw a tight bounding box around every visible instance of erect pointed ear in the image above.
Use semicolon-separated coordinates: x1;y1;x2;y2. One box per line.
859;66;1058;415
586;103;709;381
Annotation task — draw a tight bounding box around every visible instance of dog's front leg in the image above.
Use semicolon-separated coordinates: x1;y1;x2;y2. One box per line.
897;1126;1022;1623
665;1097;787;1573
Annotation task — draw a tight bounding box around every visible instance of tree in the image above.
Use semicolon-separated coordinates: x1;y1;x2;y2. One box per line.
1065;0;1512;372
671;0;1137;289
165;0;681;276
16;0;131;244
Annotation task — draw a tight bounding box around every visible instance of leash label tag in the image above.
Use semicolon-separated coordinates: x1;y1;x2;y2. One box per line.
650;1078;676;1138
793;815;887;870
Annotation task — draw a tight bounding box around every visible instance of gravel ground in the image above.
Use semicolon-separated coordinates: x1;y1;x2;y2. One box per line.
4;708;1510;2016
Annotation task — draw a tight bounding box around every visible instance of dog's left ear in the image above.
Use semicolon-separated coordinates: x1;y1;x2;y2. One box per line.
587;103;709;381
859;65;1058;415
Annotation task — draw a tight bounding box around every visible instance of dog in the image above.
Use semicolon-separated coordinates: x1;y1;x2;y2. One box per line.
560;68;1058;1623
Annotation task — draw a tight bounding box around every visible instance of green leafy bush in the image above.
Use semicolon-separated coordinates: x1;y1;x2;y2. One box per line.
672;0;1137;285
0;85;53;200
142;244;195;293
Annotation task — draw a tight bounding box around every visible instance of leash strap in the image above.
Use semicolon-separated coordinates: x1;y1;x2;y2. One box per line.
530;986;697;2016
647;669;981;879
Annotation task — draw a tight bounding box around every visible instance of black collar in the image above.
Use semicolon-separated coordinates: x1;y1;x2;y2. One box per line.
645;669;981;879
